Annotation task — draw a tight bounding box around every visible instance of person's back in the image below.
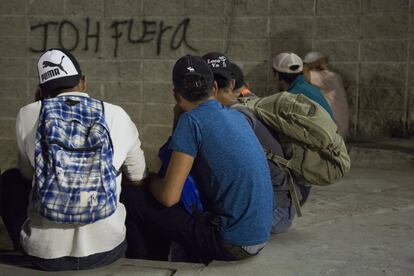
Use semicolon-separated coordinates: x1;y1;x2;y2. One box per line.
206;58;297;234
175;99;273;245
272;52;334;119
2;48;146;271
303;52;350;138
120;55;272;263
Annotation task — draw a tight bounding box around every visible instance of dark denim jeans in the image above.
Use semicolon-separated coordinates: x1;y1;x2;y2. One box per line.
0;168;126;271
120;185;254;264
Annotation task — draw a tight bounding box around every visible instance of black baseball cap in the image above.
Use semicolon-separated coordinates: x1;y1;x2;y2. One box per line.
202;52;233;80
172;55;214;90
37;48;82;94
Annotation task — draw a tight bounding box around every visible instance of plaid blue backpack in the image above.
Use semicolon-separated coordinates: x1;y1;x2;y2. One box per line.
34;96;118;224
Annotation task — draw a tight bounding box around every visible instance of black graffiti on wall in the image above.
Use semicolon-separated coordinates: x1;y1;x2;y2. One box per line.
30;18;197;57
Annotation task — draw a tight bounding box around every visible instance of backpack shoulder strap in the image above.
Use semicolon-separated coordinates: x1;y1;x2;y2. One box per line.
264;148;302;217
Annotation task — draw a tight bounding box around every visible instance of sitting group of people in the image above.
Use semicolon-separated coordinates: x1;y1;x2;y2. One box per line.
0;48;349;271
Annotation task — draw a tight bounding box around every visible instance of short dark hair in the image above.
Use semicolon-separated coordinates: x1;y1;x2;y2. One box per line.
174;75;213;102
214;74;232;90
273;69;301;84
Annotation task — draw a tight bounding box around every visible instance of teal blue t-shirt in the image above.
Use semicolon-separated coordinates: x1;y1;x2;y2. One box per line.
170;99;273;246
288;74;334;119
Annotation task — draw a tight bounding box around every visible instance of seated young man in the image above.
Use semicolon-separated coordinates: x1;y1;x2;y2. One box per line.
0;48;147;271
121;55;273;263
202;53;301;233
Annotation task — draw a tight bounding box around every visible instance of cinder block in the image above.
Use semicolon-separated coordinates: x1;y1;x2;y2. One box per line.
0;99;30;119
230;17;267;40
80;60;106;80
141;145;161;171
85;81;103;100
357;109;405;137
142;83;175;104
233;61;269;86
0;0;25;15
141;42;184;60
29;34;60;58
144;0;184;16
65;0;103;16
361;15;408;39
312;41;359;62
142;103;174;125
188;17;226;39
408;64;414;87
330;64;359;89
104;60;142;81
359;87;405;110
117;103;143;122
360;63;406;87
103;37;142;59
270;39;313;59
0;119;16;139
227;40;268;62
60;17;104;60
142;125;172;148
270;16;314;39
362;0;409;14
184;0;226;16
231;0;268;16
317;0;360;15
345;85;358;111
360;40;408;62
0;37;27;58
408;89;414;136
0;17;26;36
104;0;143;17
270;0;315;16
315;16;359;39
0;80;27;100
103;82;142;103
0;139;18;170
138;16;187;59
250;85;270;97
27;78;40;97
142;60;175;82
27;58;39;78
28;0;65;16
0;58;27;78
185;39;224;56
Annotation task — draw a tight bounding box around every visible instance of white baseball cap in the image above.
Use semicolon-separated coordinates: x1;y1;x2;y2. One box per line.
272;52;303;74
303;52;327;64
37;48;81;94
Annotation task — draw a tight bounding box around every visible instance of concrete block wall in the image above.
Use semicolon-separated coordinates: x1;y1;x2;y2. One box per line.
0;0;413;170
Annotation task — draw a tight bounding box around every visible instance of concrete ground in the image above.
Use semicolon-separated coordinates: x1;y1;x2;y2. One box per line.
0;140;413;275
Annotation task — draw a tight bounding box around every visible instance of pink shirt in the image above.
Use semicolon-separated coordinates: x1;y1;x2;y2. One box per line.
309;70;350;138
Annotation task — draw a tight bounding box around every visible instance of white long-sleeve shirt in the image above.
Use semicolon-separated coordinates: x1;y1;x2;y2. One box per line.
16;92;146;259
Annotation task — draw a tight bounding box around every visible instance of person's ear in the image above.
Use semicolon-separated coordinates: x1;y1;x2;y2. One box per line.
78;76;86;92
212;81;219;96
173;91;181;103
229;79;235;91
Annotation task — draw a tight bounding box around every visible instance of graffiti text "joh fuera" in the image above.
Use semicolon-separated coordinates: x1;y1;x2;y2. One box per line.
30;18;197;57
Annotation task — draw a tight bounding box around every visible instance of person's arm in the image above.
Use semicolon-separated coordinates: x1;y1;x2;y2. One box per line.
16;110;34;181
122;136;147;185
150;151;194;207
115;107;147;185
